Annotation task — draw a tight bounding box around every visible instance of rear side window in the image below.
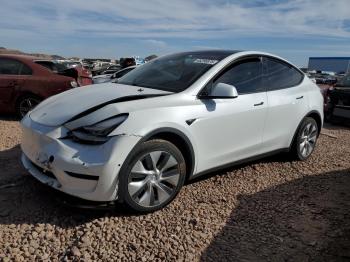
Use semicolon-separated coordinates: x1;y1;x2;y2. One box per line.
19;63;32;75
35;61;55;71
35;61;67;72
213;58;264;94
0;58;21;74
263;57;303;91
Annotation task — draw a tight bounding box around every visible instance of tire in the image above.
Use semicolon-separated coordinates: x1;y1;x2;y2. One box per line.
118;139;186;213
291;117;319;161
324;110;333;123
16;95;42;118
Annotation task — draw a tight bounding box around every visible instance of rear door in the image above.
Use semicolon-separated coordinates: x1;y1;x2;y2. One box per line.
0;58;31;107
261;57;308;152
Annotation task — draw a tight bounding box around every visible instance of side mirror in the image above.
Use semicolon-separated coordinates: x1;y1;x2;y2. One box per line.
207;83;238;98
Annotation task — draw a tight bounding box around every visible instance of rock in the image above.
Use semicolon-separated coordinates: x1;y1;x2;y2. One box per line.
188;219;198;226
29;240;39;249
1;119;350;261
71;246;81;257
32;231;38;239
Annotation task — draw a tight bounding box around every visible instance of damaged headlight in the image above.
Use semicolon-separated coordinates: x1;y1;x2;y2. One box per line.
69;114;128;144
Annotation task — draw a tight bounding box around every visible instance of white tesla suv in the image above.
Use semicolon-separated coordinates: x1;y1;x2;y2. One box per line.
21;50;323;212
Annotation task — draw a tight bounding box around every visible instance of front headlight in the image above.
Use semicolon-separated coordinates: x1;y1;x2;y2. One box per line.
69;114;128;144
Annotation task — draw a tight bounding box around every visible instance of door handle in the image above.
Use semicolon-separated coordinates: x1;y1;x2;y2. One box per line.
254;102;264;106
296;96;304;100
8;81;18;87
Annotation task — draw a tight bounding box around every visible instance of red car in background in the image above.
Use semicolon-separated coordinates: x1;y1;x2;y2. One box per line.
35;59;92;86
0;55;92;117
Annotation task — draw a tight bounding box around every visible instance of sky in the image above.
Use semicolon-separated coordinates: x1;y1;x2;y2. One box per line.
0;0;350;66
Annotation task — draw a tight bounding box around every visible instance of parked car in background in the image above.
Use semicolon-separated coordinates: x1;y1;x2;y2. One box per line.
91;62;113;76
119;57;136;69
59;60;82;69
93;66;136;84
99;65;121;75
35;60;92;86
306;73;317;84
314;72;337;85
0;54;82;117
20;50;323;212
82;61;94;71
324;73;350;122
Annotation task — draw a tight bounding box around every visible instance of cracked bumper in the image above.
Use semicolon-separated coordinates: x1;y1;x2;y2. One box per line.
20;115;141;202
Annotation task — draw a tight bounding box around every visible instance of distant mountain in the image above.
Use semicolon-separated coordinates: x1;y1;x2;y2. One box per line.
0;47;65;60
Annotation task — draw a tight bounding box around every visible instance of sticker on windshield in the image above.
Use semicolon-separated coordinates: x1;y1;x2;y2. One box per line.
193;59;218;65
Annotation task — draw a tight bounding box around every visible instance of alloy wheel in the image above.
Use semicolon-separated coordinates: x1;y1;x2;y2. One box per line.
127;151;180;208
19;97;40;117
299;122;318;158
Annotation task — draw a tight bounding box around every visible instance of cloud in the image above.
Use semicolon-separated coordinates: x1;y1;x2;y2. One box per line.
1;0;350;64
142;39;167;48
1;0;350;40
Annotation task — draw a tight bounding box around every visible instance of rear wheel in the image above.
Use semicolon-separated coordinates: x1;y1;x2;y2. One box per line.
119;139;186;212
291;117;319;160
16;95;41;118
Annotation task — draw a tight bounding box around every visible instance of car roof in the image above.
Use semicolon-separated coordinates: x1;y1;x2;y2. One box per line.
0;54;49;62
177;50;242;57
33;59;55;63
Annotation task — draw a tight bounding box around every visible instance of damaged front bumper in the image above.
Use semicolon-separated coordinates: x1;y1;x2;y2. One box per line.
20;115;141;202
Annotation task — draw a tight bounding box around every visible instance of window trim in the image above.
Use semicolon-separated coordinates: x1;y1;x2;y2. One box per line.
0;57;20;75
198;55;265;97
0;57;33;76
18;62;33;75
261;55;304;91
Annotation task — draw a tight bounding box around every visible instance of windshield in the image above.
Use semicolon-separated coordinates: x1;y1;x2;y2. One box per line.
117;51;233;92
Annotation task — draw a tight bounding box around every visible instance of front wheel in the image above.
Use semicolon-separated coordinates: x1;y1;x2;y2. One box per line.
291;117;319;161
119;139;186;213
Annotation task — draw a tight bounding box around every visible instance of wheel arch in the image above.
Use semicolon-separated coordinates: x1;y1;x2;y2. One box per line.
306;111;322;134
15;91;43;105
142;128;196;180
289;110;323;150
14;92;43;114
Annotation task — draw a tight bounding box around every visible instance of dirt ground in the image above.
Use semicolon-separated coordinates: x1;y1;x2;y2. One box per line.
0;117;349;261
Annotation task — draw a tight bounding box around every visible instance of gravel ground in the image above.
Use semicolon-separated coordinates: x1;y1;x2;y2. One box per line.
0;117;349;261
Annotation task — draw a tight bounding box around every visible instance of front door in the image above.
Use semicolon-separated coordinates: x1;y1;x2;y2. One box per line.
0;58;30;109
192;57;268;173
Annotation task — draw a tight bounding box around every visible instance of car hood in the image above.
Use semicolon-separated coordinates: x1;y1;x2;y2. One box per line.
30;83;172;126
